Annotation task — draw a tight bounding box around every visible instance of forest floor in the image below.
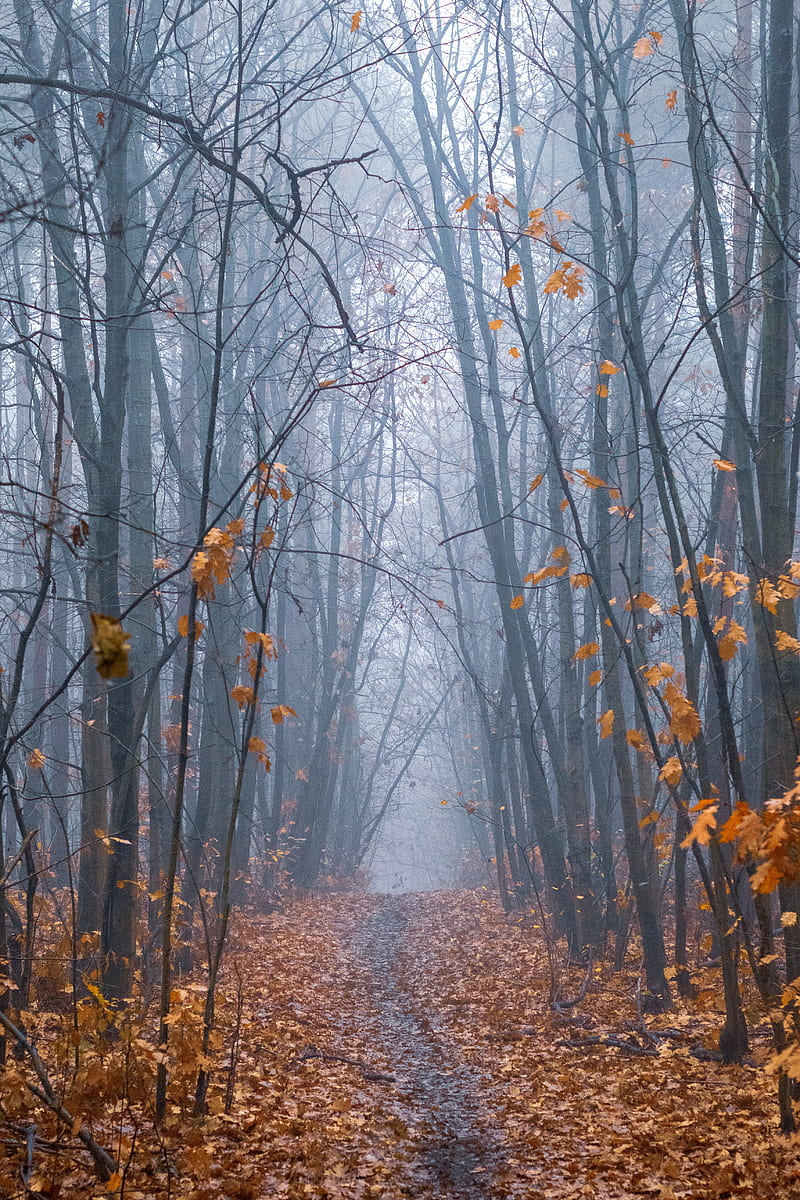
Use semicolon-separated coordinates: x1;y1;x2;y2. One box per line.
14;889;800;1199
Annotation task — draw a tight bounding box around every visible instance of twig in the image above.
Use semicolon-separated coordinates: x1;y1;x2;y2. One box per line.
0;1010;116;1180
552;956;593;1013
555;1035;657;1057
295;1044;396;1083
635;978;660;1047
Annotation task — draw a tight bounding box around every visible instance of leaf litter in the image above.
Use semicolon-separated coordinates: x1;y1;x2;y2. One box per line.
4;889;800;1198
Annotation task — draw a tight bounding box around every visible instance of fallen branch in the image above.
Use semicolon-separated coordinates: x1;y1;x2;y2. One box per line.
556;1035;657;1057
552;956;593;1014
0;1009;117;1181
296;1043;396;1083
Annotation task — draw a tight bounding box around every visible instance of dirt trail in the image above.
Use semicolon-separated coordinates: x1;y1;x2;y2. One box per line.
341;894;508;1199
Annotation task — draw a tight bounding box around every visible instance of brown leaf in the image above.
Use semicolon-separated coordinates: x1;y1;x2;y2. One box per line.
90;612;130;679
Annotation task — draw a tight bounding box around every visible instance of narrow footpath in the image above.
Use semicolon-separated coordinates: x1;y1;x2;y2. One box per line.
341;896;508;1197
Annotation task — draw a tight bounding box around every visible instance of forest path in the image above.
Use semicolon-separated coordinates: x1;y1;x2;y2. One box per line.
342;894;508;1198
127;888;799;1200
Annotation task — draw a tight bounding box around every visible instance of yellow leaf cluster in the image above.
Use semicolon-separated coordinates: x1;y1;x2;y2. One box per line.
625;591;660;613
643;661;675;686
632;30;663;58
27;748;45;769
775;629;800;654
754;577;781;615
664;682;701;743
712;616;747;661
90;612;131;679
230;684;255;710
543;261;585;299
191;526;237;600
271;704;297;725
524;546;571;586
247;736;271;771
177;614;205;641
681;799;718;848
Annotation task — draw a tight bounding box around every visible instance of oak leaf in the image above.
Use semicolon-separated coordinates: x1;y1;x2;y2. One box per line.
659;755;682;786
502;262;522;287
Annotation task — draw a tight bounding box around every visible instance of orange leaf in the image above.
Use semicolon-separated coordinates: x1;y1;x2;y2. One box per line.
27;748;45;770
512;125;524;135
681;801;718;848
488;318;504;331
509;346;520;358
775;630;800;654
625;591;659;612
90;613;130;679
755;578;781;615
659;755;683;787
632;36;654;58
570;573;592;588
576;469;609;490
665;89;678;111
598;709;614;739
503;262;522;287
177;614;204;640
574;641;600;661
713;458;736;472
618;131;635;146
230;685;255;709
529;473;544;493
456;194;478;213
259;527;275;549
510;594;525;609
588;669;602;687
485;194;500;212
271;704;297;724
350;10;362;30
598;359;621;375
